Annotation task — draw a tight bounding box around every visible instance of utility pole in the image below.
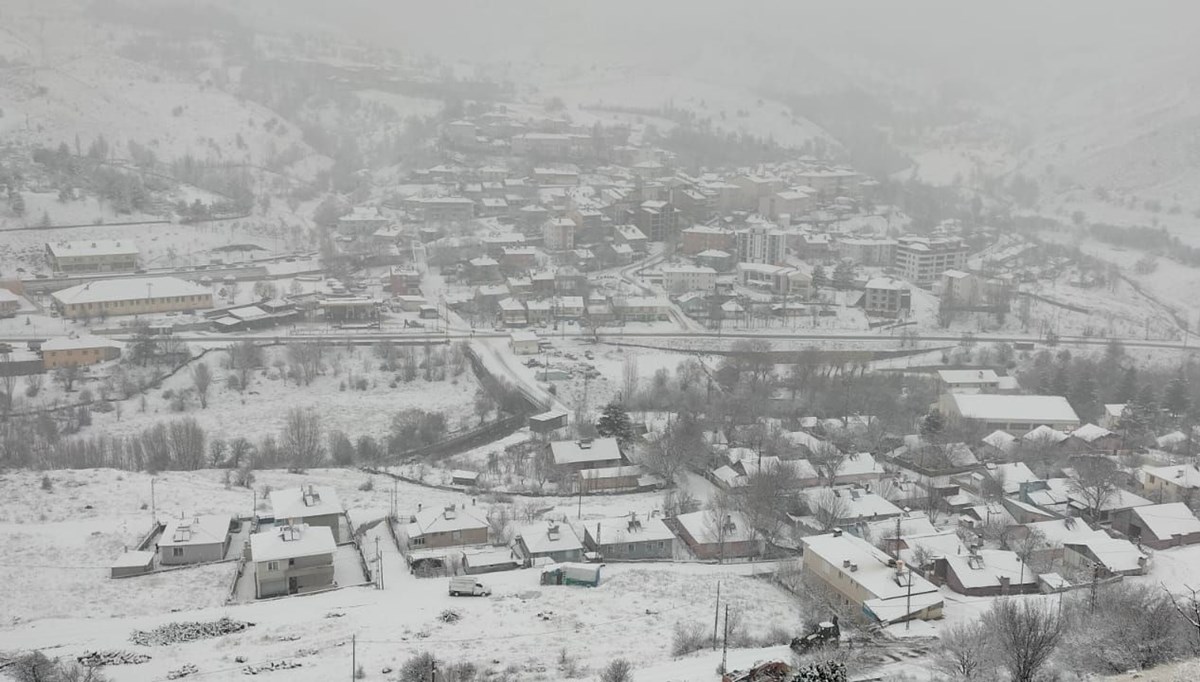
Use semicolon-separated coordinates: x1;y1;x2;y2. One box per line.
375;536;382;589
150;478;156;520
712;581;721;650
1090;563;1100;613
905;565;913;631
351;635;356;681
721;604;729;673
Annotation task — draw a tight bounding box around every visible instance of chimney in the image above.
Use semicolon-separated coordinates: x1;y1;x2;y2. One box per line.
832;528;842;537
850;563;858;572
843;559;852;568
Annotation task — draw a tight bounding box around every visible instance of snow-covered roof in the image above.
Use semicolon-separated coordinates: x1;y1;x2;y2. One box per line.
1143;464;1200;489
861;514;936;542
982;430;1018;453
661;264;717;275
550;438;622;466
1104;404;1126;418
515;520;583;555
943;550;1039;589
898;530;963;564
836;453;884;478
0;288;17;303
1071;423;1115;443
712;465;746;488
250;524;336;563
989;462;1040;495
159;514;230;548
784;430;835;454
584;514;675;545
675;509;756;545
937;369;1000;385
948;394;1079;425
47;240;139;257
52;277;209;306
408;504;488;538
112;550;155;569
1046;478;1152;512
509;330;538;343
269;486;343;520
40;335;125;352
865;277;907;291
1021;518;1107;546
1065;537;1146;573
807;487;902;521
1156;431;1187;448
802;532;940;604
1130;503;1200;539
1023;425;1070;444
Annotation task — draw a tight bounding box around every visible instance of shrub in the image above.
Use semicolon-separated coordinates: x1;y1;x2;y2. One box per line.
672;620;707;657
41;475;52;491
358;478;374;492
600;659;633;682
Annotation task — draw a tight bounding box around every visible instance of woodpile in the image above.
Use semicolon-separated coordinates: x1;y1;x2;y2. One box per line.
242;660;301;675
77;651;151;666
167;664;199;679
130;617;252;646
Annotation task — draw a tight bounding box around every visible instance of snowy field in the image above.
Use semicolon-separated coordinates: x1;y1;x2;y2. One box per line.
63;344;483;445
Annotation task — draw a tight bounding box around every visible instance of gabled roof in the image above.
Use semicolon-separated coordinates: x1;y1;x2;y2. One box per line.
584;514;675;545
160;514;230;548
52;277;209;306
948;394;1080;424
250;524;336;563
550;438;622;466
1129;503;1200;539
675;509;756;545
1143;464;1200;489
802;532;940;604
515;520;583;555
1024;425;1070;444
1071;423;1115;443
408;504;488;538
1064;537;1146;573
943;550;1039;590
269;486;343;520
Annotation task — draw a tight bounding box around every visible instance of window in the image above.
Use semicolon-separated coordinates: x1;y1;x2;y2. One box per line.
288;558;295;566
172;547;184;557
267;561;279;571
413;537;425;546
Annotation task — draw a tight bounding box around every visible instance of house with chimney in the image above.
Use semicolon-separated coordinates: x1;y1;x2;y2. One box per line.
405;504;489;549
512;520;584;565
250;523;336;599
157;514;233;566
1110;502;1200;550
268;485;344;543
935;549;1040;597
800;530;944;625
669;509;762;561
550;437;625;472
582;512;675;560
1141;463;1200;504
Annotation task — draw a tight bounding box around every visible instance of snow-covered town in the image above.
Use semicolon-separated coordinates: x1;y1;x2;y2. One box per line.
5;2;1200;682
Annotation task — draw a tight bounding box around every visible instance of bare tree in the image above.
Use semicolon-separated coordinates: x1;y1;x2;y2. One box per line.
1167;584;1200;653
811;442;848;487
287;341;321;386
1069;455;1120;521
228;339;262;391
167;418;207;470
737;463;801;543
191;361;212;408
809;488;850;532
986;599;1064;682
1011;528;1047;586
933;622;992;680
24;372;44;397
0;349;17;415
704;492;738;563
622;354;639;402
486;504;514;546
54;365;80;392
282;407;325;471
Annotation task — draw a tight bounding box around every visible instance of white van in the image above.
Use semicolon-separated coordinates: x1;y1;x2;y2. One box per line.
449;576;491;597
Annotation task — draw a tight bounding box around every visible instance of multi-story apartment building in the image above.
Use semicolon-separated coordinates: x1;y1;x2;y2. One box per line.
895;236;968;287
680;225;735;256
838;238;898;267
660;265;717;295
863;277;911;317
734;224;788;265
46;240;139;274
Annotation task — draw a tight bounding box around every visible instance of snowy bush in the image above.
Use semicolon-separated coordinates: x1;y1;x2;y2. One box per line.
672;620;707;657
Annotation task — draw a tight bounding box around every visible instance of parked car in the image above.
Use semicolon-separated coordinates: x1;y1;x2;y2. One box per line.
449;576;491;597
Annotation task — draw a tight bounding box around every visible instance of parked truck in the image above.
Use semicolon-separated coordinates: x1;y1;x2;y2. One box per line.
539;563;603;587
448;576;491;597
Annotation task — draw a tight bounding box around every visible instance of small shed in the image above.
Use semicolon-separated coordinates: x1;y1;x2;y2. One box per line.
540;562;603;587
451;469;480;487
510;330;540;355
110;550;155;578
529;409;569;434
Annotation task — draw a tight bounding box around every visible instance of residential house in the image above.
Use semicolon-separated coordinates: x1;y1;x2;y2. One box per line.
1044;478;1153;523
1101;404;1127;430
40;336;124;369
577;465;645;493
795;487;903;534
158;514;232;566
509;330;540;355
614;296;671;322
1006;517;1108;566
550;437;624;472
1068;424;1120;452
110;551;155;578
46;240;139;273
498;297;527;326
938;394;1081;436
512;520;584;565
406;504;489;549
1141;464;1200;504
269;485;344;543
978;430;1019;459
51;277;213;319
1110;503;1200;550
1063;536;1148;577
0;287;19;316
695;249;734;272
661;264;717;294
800;531;944;625
671;510;762;561
937;369;1001;394
388;267;422;296
612;224;649;252
937;549;1040;596
336;207;390;236
250;524;336;599
829;452;886;487
582;513;675;560
543;218;576;251
862;278;911;317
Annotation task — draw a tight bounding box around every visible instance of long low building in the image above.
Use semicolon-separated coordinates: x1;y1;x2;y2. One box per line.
939;393;1080;435
51;277;213;319
40;335;124;368
46;240;139;274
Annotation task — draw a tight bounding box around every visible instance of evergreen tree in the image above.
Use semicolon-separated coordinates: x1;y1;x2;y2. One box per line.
8;189;24;216
811;265;828;290
832;260;854;289
596;401;634;445
1069;372;1099;421
919;410;945;440
1165;375;1191;418
1050;364;1070;397
1115;367;1138;403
